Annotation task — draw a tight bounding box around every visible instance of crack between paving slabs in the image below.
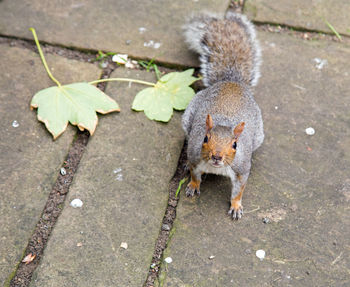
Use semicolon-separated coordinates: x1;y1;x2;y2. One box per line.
7;131;90;287
226;4;349;42
1;24;195;287
3;47;183;285
252;21;350;42
6;66;114;287
143;143;188;287
7;13;345;285
0;35;194;71
2;11;345;286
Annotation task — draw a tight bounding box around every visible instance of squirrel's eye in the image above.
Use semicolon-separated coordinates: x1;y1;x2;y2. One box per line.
203;135;208;143
232;141;237;149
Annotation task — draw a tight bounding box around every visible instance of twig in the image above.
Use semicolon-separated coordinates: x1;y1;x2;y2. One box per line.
245;205;260;214
331;252;343;265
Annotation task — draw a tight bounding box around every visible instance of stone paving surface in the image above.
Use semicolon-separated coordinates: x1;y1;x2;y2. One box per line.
160;31;350;286
0;0;230;67
30;69;184;287
0;45;101;285
245;0;350;36
1;1;350;286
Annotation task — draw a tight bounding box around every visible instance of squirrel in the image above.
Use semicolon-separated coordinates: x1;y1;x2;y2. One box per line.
182;12;264;220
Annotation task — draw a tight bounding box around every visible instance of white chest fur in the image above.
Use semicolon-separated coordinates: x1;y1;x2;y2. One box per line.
197;160;235;180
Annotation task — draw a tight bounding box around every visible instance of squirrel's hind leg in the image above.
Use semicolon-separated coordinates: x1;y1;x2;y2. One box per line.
228;173;249;220
185;165;202;197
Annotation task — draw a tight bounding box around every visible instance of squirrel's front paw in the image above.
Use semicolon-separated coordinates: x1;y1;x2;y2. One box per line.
185;182;200;197
228;203;243;220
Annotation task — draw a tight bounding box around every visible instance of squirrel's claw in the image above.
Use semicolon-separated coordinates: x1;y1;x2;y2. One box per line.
185;184;200;197
228;205;243;220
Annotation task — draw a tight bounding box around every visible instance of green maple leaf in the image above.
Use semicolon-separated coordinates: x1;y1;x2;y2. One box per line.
132;69;199;122
31;83;120;139
29;28;120;140
29;27;198;141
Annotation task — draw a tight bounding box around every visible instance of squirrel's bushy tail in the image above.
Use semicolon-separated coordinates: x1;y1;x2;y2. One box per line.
184;12;261;87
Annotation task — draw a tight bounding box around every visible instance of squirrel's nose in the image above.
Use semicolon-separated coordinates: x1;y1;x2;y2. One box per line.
212;154;222;161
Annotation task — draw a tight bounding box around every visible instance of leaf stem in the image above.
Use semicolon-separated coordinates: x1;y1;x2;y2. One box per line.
29;28;62;87
88;78;156;86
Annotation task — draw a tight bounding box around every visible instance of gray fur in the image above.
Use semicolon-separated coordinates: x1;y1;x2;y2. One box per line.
225;12;262;87
183;12;262;87
182;12;264;219
183;83;264;166
183;13;216;87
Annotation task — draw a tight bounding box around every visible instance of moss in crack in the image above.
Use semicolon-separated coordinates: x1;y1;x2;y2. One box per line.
156;221;179;287
4;245;28;287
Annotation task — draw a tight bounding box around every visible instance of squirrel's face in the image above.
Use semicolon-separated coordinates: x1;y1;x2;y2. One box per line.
201;115;244;168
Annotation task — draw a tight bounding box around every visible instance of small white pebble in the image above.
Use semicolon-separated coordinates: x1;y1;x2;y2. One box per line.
113;168;122;174
76;242;83;247
60;167;67;175
12;120;19;128
209;255;215;260
125;61;135;69
313;58;327;70
164;257;173;264
305;127;315;135
100;61;108;68
116;174;123;181
143;40;161;49
274;106;278;110
144;40;154;47
112;54;128;64
120;242;128;249
153;42;161;49
256;249;265;261
138;27;147;34
70;198;83;208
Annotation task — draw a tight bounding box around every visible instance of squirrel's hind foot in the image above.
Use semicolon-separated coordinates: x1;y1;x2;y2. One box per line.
185;183;200;197
228;205;243;220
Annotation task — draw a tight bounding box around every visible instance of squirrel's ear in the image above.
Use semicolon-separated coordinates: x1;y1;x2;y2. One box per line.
233;122;245;139
206;114;213;132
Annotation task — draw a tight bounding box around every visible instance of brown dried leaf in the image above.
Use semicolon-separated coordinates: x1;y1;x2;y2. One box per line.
22;253;36;264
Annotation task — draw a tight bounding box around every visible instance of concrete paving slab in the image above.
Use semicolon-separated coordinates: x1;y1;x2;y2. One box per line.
245;0;350;37
160;31;350;286
0;0;230;67
0;44;101;285
30;68;184;286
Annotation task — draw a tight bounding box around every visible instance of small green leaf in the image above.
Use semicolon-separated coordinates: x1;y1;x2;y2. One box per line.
159;69;198;86
31;82;120;139
175;177;188;198
131;69;199;122
132;87;173;121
